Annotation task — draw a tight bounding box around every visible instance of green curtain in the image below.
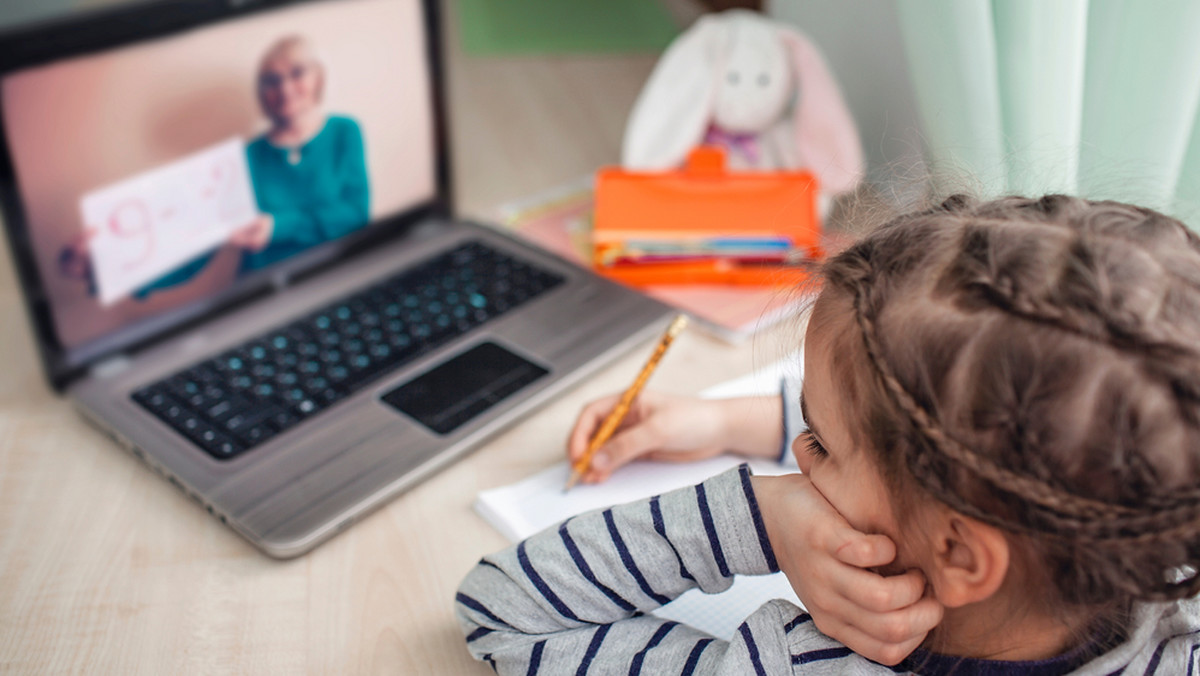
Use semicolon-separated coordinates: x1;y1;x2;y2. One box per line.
895;0;1200;228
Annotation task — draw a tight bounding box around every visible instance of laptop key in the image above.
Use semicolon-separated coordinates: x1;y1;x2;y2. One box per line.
206;395;254;423
268;409;299;429
206;400;234;421
166;376;201;397
313;388;342;406
187;421;241;456
224;404;281;432
275;371;300;387
223;412;253;433
235;424;275;446
133;388;170;411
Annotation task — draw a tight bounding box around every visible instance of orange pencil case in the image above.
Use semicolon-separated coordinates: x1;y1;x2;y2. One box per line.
592;146;822;287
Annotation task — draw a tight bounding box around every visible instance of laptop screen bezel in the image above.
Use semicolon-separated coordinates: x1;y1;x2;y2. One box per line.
0;0;453;392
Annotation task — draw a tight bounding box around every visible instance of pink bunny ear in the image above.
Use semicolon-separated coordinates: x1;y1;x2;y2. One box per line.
778;29;864;194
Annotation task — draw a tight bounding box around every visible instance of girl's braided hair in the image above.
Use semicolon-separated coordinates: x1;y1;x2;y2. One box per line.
821;194;1200;606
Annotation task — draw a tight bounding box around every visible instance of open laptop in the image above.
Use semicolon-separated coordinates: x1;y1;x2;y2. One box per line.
0;0;672;558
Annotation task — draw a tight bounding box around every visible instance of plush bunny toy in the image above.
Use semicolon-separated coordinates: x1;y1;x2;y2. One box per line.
622;10;864;194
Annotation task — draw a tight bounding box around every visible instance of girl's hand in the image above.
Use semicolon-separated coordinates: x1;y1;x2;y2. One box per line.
229;215;273;252
752;473;944;666
566;392;731;484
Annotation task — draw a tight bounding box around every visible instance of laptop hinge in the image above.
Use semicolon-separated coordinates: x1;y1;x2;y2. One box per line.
90;354;133;380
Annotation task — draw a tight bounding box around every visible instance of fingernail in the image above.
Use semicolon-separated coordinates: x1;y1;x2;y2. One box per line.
591;453;609;470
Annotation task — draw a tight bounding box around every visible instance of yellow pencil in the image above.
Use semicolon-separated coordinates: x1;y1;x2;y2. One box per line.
564;314;689;492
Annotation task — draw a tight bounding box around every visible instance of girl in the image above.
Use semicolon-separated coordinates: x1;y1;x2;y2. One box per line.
455;195;1200;674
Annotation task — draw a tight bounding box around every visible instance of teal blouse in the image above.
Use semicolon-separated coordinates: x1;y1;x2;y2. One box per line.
140;115;370;293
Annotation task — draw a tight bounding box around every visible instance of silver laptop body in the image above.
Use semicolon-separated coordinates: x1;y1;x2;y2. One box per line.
0;0;672;557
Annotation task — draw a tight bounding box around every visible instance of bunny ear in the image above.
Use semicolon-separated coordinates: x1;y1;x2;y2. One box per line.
622;18;726;170
778;28;864;193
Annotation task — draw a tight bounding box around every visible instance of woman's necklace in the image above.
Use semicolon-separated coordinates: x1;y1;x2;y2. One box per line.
273;117;324;166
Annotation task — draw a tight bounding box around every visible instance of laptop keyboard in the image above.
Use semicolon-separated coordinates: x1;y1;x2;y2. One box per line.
132;241;565;460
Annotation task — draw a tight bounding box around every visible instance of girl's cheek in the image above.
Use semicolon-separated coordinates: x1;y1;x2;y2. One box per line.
792;439;812;474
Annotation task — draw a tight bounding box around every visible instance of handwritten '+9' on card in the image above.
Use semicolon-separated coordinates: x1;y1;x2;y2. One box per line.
80;137;258;305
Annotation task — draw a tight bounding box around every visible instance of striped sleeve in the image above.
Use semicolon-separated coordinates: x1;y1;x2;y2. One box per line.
455;466;788;675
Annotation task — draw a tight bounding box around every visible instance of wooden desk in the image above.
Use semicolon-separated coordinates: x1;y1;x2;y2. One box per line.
0;289;786;673
0;4;803;673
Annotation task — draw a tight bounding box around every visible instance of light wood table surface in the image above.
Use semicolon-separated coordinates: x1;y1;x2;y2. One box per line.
0;2;803;673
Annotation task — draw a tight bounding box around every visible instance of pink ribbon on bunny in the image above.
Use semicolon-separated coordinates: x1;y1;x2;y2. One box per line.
703;125;761;165
622;10;864;195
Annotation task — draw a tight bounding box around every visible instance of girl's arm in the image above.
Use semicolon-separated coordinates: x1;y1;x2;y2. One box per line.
562;384;943;666
455;465;796;674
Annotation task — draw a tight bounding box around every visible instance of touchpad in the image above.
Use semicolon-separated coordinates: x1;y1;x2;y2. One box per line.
381;341;549;435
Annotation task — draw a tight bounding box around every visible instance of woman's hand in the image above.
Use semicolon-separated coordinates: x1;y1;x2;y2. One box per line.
752;474;944;666
229;215;274;252
57;232;94;281
567;392;735;484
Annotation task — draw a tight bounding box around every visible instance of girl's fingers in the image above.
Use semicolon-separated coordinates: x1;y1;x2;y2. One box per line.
832;532;897;569
590;424;661;474
786;476;895;571
840;593;944;657
828;566;928;614
811;616;930;667
567;396;620;461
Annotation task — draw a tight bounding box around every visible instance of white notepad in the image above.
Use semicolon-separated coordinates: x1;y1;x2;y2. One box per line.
473;355;805;639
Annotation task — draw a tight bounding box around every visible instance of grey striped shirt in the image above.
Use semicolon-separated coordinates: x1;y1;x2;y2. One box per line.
456;466;1200;675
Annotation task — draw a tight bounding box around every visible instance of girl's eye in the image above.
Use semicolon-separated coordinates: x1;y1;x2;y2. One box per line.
727;71;740;85
757;73;770;87
802;432;828;459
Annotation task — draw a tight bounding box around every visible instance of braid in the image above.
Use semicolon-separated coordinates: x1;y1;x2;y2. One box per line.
950;213;1200;404
825;194;1200;604
852;277;1200;541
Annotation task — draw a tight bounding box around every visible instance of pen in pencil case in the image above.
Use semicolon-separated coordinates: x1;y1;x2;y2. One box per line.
619;236;793;252
564;314;689;492
605;253;791;265
597;260;817;287
598;238;795;265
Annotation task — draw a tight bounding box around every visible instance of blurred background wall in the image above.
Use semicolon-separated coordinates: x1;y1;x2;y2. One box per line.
768;0;926;195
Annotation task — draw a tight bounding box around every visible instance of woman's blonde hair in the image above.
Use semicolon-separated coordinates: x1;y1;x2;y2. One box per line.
819;194;1200;610
255;34;325;115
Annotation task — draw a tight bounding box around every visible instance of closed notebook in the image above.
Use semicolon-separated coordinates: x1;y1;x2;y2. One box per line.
473;357;805;639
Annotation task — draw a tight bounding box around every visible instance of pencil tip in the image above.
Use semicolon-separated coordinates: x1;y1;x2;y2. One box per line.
667;314;689;338
563;470;581;493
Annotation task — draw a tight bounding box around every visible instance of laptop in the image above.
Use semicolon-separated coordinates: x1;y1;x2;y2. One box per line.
0;0;672;558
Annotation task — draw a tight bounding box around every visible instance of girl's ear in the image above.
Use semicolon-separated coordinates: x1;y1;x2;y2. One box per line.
927;514;1010;608
622;17;726;170
776;28;864;194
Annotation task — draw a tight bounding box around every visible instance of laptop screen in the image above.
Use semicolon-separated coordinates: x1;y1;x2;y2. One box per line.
0;0;437;363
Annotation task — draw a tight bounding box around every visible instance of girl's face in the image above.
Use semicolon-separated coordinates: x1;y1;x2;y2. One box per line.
259;46;322;126
794;298;909;566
